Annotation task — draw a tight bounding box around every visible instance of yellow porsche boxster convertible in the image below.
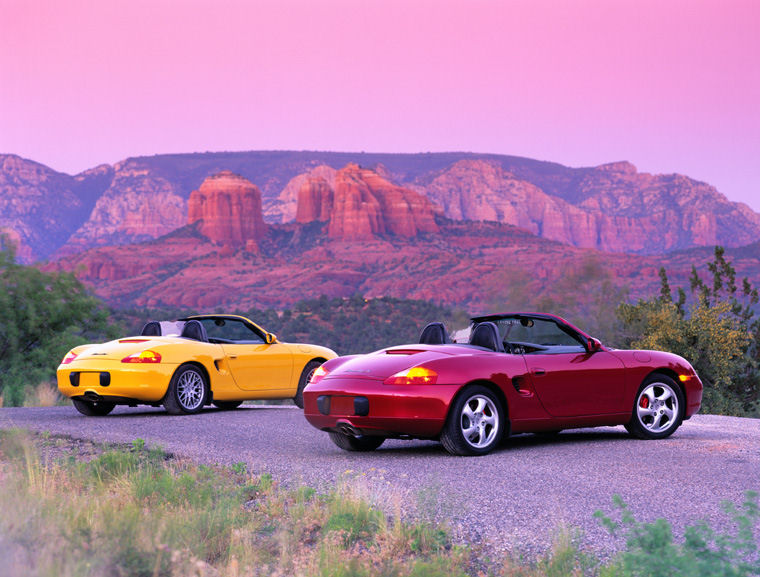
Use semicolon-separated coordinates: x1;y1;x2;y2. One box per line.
57;314;337;416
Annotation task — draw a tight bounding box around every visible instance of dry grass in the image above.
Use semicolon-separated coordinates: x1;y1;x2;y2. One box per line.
0;431;634;577
0;430;477;577
23;381;62;407
1;432;756;576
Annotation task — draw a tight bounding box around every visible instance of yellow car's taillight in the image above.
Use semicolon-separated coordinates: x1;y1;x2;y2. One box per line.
121;350;162;364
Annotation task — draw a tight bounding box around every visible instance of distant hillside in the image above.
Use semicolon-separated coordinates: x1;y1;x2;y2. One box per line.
3;150;760;261
28;160;760;315
45;214;760;315
0;155;107;261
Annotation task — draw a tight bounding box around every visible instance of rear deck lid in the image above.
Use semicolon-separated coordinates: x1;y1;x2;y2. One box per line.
74;337;168;361
328;344;464;380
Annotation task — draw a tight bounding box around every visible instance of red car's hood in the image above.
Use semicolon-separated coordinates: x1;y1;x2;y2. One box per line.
324;344;465;380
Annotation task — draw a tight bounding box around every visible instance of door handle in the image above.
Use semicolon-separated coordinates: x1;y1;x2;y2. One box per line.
229;354;237;359
531;368;546;376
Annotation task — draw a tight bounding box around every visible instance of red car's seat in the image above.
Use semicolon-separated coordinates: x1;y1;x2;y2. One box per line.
469;322;503;352
419;322;450;345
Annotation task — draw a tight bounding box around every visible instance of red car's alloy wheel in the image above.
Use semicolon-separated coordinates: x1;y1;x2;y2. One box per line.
636;382;678;434
441;385;505;456
626;374;684;440
460;394;500;449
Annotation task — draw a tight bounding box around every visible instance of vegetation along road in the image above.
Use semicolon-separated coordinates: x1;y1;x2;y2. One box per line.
1;406;757;558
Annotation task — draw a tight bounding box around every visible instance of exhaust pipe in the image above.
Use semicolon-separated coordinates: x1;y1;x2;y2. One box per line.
336;422;362;437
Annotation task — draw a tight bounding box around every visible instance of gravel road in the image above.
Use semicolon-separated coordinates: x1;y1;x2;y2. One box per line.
1;406;758;559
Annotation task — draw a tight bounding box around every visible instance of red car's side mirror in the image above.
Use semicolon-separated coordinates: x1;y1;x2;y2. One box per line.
587;337;602;353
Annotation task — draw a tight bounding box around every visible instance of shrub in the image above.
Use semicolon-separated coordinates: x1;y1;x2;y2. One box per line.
596;492;760;576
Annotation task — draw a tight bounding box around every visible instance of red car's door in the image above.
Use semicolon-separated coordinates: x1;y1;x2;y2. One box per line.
523;351;627;417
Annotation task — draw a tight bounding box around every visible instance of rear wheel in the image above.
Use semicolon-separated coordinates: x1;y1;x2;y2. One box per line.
72;398;115;416
626;374;684;439
213;400;243;410
293;359;323;409
328;431;385;452
440;385;505;456
163;364;208;415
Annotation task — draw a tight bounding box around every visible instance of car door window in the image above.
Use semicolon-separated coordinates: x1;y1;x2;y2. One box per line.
496;317;586;354
198;318;265;344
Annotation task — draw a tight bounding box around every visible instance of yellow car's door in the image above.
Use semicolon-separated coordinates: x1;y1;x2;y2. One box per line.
191;316;295;394
221;342;294;392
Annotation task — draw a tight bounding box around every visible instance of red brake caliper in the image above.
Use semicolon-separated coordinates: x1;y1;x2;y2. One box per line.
640;396;649;409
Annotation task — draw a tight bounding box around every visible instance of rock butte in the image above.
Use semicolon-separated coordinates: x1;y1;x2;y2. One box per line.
188;171;267;247
301;163;439;240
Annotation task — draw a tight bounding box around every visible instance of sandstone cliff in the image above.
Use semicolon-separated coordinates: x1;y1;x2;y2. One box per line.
297;163;439;240
4;151;760;262
188;171;267;247
0;154;103;262
413;159;760;254
58;158;186;256
271;165;337;223
296;177;334;223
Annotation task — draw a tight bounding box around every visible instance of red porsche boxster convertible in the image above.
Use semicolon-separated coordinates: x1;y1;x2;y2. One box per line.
303;313;703;456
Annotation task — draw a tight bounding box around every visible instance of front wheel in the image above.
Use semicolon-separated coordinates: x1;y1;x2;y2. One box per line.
328;431;385;452
163;364;208;415
440;385;505;456
72;398;115;416
293;360;323;409
626;374;684;439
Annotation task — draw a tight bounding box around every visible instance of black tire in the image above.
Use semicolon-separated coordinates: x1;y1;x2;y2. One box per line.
626;373;684;440
163;364;209;415
213;400;243;410
72;398;115;416
328;431;385;452
293;359;323;409
440;385;505;456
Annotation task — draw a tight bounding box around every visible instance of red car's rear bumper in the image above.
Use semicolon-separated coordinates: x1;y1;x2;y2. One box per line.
303;377;461;438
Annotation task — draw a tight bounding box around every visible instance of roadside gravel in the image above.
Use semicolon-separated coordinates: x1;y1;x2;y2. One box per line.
1;406;758;559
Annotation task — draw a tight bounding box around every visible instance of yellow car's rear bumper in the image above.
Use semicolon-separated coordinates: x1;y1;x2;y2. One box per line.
57;359;180;403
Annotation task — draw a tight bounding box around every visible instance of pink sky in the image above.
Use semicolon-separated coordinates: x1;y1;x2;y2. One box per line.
2;0;759;210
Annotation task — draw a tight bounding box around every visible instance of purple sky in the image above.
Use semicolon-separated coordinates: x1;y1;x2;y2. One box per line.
2;0;759;210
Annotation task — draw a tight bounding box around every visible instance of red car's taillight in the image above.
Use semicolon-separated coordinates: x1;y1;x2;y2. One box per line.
309;365;329;385
121;350;162;364
61;351;78;365
384;366;438;386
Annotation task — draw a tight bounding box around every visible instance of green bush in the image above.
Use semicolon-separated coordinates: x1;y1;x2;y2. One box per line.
0;242;119;406
596;492;760;577
617;247;760;416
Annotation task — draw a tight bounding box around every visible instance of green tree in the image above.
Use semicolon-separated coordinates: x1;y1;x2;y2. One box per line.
617;247;759;416
0;242;116;406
